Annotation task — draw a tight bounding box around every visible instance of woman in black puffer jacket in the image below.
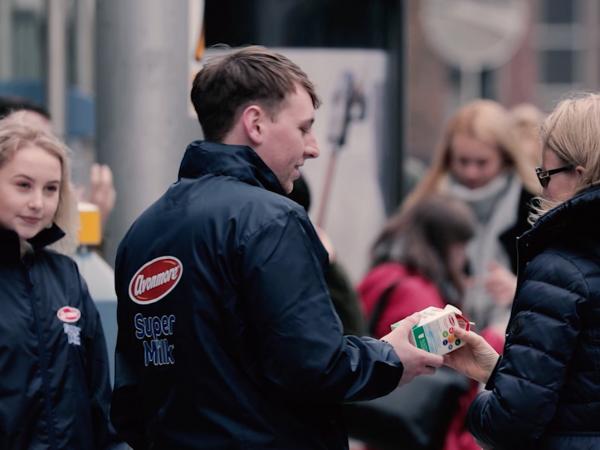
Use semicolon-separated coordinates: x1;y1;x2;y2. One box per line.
445;93;600;450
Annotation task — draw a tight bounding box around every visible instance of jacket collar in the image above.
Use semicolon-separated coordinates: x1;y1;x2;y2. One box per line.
520;184;600;258
0;224;66;263
178;141;286;196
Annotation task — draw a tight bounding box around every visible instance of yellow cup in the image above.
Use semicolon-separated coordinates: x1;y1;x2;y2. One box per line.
78;202;102;246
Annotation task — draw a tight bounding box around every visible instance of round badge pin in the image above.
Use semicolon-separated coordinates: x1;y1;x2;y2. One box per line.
57;306;81;323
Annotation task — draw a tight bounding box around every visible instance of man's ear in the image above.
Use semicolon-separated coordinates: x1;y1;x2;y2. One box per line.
241;104;266;146
575;165;585;178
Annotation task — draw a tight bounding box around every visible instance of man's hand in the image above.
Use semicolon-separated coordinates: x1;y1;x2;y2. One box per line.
380;313;444;386
443;328;500;384
89;163;116;225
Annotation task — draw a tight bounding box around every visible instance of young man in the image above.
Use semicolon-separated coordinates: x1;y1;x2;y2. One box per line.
111;46;442;449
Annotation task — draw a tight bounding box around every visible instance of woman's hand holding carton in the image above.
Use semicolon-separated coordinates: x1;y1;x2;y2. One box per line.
443;327;499;384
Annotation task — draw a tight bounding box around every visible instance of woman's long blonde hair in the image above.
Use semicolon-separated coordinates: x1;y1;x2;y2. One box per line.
0;115;78;253
531;93;600;221
402;99;539;214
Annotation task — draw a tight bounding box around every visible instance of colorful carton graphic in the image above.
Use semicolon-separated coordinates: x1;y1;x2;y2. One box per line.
391;305;472;355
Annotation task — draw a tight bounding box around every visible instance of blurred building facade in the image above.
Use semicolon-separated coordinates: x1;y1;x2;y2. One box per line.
406;0;600;164
1;0;600;270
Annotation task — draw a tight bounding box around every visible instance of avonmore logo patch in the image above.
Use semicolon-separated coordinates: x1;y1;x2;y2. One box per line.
129;256;183;305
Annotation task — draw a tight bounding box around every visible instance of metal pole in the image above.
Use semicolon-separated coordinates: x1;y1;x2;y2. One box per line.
316;148;339;228
0;0;12;80
459;66;481;105
75;0;95;94
380;0;405;214
96;0;196;264
47;0;67;137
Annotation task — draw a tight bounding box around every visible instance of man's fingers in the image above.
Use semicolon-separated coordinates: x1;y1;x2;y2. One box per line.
90;163;100;184
426;353;444;368
443;353;457;367
101;164;114;184
395;312;420;333
416;348;443;368
422;365;437;376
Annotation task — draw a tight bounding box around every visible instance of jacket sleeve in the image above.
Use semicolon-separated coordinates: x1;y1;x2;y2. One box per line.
325;261;366;336
467;250;585;448
75;266;121;449
239;210;403;403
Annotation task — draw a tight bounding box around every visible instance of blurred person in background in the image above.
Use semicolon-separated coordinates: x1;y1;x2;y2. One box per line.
0;96;116;227
362;195;475;339
509;102;545;170
446;93;600;449
288;173;366;335
401;100;540;333
0;115;116;448
360;194;504;450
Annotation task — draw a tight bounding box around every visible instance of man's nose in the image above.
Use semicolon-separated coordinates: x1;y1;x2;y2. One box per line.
305;134;320;159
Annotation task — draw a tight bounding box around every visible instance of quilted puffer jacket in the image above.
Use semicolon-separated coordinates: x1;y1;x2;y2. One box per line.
467;185;600;449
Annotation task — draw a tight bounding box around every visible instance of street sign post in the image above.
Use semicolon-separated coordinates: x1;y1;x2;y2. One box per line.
420;0;529;102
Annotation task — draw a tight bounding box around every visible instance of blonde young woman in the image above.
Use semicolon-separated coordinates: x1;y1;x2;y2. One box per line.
447;93;600;449
0;116;115;448
401;100;539;332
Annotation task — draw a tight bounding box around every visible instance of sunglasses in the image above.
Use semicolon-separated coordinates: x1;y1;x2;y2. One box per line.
535;165;574;188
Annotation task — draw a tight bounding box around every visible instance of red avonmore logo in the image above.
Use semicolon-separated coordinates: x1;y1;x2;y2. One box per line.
128;256;183;305
57;306;81;323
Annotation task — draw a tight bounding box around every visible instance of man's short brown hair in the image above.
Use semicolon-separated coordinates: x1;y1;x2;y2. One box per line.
191;46;320;142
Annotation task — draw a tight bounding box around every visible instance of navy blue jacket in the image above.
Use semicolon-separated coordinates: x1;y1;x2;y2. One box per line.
111;141;403;449
468;185;600;449
0;226;114;449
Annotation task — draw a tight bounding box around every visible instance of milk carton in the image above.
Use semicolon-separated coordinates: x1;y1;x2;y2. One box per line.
391;305;471;355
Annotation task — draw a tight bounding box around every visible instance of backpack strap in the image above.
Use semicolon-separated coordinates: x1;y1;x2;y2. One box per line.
367;279;402;337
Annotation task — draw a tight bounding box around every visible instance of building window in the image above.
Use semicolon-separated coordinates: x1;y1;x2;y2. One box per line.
541;49;575;84
542;0;575;24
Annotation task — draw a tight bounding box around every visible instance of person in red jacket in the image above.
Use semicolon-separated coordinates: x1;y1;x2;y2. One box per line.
358;194;504;450
359;194;475;338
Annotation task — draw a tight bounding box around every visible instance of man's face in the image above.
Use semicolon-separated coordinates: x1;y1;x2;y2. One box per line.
255;87;319;193
449;133;504;190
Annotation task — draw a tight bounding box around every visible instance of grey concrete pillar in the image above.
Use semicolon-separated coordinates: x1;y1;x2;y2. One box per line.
75;0;95;94
47;0;67;137
96;0;199;264
0;0;12;80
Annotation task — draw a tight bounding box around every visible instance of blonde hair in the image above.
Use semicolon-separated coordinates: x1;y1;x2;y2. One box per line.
402;99;539;213
0;115;78;253
531;93;600;221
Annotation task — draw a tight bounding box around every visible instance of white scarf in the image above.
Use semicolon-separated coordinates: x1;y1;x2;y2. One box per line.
447;173;521;329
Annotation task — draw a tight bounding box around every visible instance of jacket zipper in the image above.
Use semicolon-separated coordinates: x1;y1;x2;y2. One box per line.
510;236;529;324
25;261;59;449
